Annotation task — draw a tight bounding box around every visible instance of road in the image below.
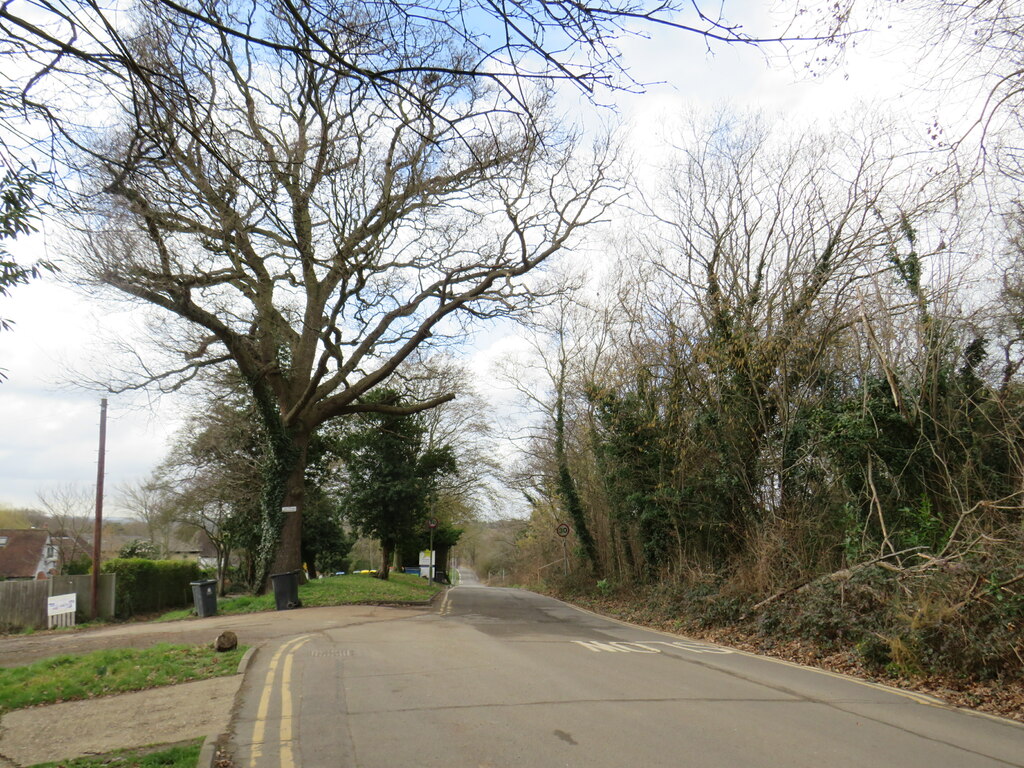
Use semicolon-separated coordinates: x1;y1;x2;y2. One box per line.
226;569;1024;767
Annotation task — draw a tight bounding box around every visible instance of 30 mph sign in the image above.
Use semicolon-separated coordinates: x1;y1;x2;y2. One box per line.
555;523;570;538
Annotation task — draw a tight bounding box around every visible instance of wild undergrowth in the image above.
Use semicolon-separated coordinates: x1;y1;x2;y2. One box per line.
551;547;1023;685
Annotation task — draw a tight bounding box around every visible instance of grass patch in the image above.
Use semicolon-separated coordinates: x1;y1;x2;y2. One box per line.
154;608;193;623
299;573;440;606
0;644;246;713
28;738;202;767
158;572;441;620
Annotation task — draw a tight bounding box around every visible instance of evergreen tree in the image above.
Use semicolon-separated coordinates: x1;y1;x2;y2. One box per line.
338;392;457;579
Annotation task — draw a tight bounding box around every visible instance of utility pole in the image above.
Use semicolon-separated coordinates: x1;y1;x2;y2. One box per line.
91;397;107;620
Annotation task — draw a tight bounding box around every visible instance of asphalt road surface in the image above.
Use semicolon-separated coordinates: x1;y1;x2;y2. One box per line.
227;569;1024;767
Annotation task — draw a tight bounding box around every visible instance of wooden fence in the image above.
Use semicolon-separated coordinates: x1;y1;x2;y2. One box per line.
0;574;115;631
0;580;48;630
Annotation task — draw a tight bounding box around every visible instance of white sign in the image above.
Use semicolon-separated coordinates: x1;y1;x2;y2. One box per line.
282;506;298;512
47;592;76;617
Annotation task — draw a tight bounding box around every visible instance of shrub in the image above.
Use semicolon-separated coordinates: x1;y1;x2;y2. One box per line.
888;575;1024;680
856;634;892;669
102;559;201;617
118;539;160;559
62;555;92;575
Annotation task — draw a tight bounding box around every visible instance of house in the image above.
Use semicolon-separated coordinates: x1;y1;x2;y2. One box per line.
166;530;221;570
166;534;202;563
0;529;59;580
194;530;222;571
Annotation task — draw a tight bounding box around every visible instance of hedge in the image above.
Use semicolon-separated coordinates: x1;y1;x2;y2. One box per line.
102;559;202;618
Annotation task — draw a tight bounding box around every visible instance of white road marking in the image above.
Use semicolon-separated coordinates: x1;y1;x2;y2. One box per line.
572;639;733;655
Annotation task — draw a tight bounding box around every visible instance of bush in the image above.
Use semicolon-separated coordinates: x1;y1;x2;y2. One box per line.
883;573;1024;680
102;559;201;617
62;555;92;575
118;539;160;559
757;568;894;649
753;563;1024;682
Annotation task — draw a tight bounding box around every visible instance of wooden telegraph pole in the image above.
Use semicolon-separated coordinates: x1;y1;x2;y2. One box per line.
91;397;107;620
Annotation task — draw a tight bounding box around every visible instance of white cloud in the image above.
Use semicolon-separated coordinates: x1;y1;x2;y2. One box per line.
1;239;181;509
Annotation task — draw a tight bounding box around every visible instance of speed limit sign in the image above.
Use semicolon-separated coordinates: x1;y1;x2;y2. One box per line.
428;518;438;529
555;523;570;538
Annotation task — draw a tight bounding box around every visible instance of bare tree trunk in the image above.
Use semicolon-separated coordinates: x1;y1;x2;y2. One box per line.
268;454;307;580
217;545;230;597
555;366;601;574
258;423;309;591
378;541;393;580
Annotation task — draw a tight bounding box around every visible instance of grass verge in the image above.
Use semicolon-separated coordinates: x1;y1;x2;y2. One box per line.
0;644;246;713
158;572;441;621
28;738;202;768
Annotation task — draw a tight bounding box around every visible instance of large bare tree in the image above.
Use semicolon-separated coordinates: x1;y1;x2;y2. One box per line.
70;3;614;586
0;0;855;386
116;476;176;556
36;483;93;571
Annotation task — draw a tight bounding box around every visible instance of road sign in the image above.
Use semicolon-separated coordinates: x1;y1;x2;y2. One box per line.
428;518;438;529
556;523;570;538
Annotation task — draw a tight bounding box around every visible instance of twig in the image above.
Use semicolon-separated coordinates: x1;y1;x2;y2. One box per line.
938;499;983;559
867;455;896;557
952;570;1024;612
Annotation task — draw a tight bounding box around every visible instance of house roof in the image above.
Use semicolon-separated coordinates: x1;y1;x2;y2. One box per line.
177;529;219;558
0;528;50;578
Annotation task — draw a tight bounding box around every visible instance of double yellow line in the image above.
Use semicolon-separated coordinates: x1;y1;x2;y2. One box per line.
250;634;312;768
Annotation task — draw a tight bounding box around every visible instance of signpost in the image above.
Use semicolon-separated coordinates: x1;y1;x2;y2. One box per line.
556;523;570;574
428;518;438;582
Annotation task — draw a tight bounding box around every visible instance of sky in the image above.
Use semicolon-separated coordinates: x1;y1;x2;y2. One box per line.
0;1;985;513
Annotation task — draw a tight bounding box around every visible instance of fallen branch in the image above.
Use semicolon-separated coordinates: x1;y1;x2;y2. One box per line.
747;546;928;614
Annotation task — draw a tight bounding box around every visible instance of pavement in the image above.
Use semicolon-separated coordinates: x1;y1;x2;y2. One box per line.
0;603;435;768
0;674;244;766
